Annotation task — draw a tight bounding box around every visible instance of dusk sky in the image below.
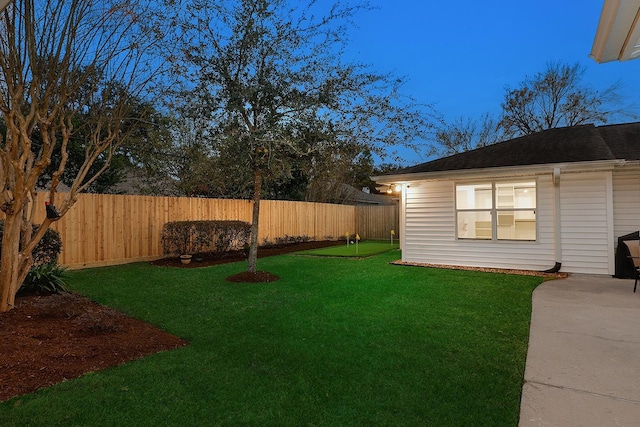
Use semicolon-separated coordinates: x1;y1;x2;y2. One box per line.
343;0;640;164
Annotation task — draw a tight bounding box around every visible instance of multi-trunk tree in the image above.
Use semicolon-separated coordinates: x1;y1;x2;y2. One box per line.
0;0;160;312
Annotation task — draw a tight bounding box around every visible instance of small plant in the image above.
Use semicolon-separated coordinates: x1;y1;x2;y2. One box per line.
74;309;123;334
262;235;311;248
31;292;84;318
274;235;311;245
19;262;68;295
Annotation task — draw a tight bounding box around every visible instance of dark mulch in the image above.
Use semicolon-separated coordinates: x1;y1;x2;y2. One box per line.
1;240;343;402
150;240;343;268
226;271;281;283
0;293;188;402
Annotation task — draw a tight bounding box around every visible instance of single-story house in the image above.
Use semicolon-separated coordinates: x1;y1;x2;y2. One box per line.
372;122;640;275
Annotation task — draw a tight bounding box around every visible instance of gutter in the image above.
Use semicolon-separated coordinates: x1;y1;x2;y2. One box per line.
371;159;624;185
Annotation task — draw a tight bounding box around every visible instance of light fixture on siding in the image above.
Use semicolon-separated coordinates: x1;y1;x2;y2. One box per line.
377;184;403;194
385;184;402;194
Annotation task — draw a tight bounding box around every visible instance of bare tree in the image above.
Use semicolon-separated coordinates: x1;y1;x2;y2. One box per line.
0;0;161;312
433;114;504;156
499;62;628;137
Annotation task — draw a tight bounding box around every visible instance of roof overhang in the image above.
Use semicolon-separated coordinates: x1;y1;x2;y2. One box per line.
0;0;10;11
372;160;625;185
591;0;640;62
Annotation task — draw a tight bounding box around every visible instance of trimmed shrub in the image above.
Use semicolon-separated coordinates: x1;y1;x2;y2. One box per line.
32;225;63;266
0;220;63;266
161;220;251;256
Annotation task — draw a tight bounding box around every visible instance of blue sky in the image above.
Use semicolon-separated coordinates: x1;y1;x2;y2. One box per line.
344;0;640;164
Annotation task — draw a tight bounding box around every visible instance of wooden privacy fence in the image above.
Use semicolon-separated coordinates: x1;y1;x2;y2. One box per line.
355;204;400;240
10;193;398;269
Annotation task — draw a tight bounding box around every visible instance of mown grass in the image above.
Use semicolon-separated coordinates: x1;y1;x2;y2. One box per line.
0;250;542;426
296;240;400;257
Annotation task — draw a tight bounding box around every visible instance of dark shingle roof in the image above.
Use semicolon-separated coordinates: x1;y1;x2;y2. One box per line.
595;122;640;161
391;122;640;176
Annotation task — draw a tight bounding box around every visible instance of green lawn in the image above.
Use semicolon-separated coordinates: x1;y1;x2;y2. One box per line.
0;250;542;426
297;240;400;257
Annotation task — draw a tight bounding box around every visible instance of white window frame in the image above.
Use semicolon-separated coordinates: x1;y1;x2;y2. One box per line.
455;178;537;242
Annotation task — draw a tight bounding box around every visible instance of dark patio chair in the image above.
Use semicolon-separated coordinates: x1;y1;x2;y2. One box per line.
623;240;640;293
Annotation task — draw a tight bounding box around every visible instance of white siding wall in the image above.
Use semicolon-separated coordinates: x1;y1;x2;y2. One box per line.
613;164;640;241
559;171;613;275
402;175;556;271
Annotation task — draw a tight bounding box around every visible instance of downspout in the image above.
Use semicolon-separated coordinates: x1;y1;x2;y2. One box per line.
399;183;407;258
543;168;562;273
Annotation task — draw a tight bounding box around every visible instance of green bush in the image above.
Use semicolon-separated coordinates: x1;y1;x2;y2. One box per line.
18;262;68;295
262;235;311;247
0;220;63;266
161;220;251;256
32;225;63;266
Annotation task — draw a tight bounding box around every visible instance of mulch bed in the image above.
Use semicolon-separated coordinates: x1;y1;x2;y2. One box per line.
0;240;342;402
392;260;569;279
150;240;343;268
0;293;188;402
226;271;281;283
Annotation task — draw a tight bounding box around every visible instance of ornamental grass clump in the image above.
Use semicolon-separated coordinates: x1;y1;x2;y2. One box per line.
19;263;68;295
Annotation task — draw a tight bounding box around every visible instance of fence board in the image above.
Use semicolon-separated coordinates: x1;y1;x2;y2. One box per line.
1;193;398;269
356;205;399;240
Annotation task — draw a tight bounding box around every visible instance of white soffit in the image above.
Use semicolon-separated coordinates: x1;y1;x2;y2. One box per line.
591;0;640;62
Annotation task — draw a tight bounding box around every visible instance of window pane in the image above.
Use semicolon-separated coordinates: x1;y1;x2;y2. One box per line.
514;186;536;208
456;184;491;210
497;210;536;240
457;211;492;239
496;185;514;209
495;181;536;209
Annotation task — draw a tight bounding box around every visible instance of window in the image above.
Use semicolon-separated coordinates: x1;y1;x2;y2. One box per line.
456;180;536;241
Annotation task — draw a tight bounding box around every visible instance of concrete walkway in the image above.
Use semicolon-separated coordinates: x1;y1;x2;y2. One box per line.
519;274;640;426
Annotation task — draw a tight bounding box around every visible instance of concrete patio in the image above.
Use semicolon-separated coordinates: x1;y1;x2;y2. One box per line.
519;274;640;426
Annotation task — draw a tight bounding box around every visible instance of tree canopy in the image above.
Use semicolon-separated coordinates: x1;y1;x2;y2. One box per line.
160;0;434;272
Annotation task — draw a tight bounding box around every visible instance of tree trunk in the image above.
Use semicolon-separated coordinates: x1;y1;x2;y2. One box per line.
247;168;262;273
0;197;39;312
0;215;23;312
